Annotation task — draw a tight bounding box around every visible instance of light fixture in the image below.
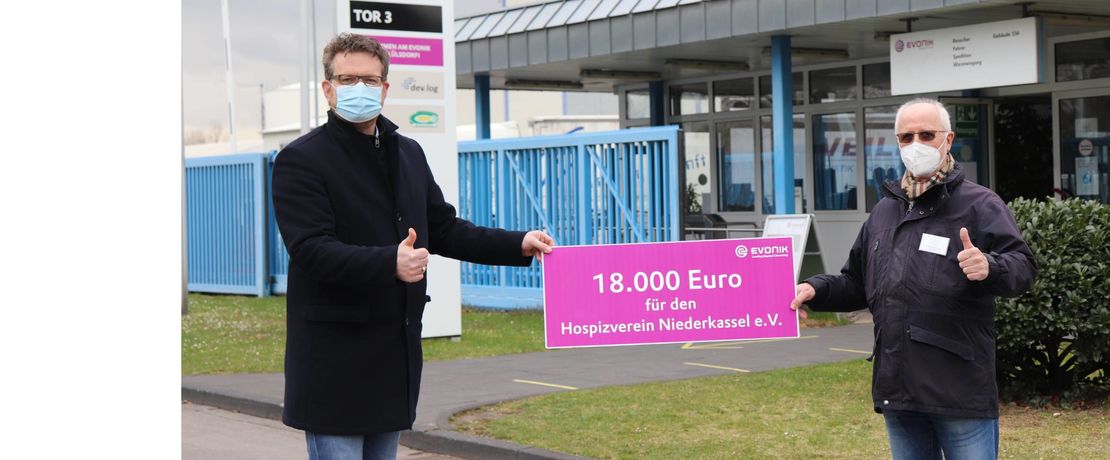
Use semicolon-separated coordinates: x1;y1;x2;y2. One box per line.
761;46;850;59
664;58;749;72
579;69;662;81
504;79;584;90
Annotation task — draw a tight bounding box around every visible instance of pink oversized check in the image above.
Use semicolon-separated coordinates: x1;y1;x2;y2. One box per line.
542;237;798;348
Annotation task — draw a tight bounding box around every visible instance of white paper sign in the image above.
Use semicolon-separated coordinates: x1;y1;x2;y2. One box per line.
891;17;1040;95
1076;157;1100;196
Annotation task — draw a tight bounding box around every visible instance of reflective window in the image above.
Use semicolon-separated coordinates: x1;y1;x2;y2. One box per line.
1059;95;1110;203
760;114;807;214
812;112;858;210
714;78;755;112
1056;37;1110;82
810;66;857;104
864;106;901;211
759;73;804;108
863;63;891;99
682;122;711;213
716;120;757;212
670;82;709;116
626;89;650;120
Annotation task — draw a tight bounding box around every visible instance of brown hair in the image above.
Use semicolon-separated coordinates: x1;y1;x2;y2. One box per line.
321;33;390;81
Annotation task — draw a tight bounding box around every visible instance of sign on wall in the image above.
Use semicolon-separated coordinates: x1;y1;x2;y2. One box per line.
890;17;1041;95
338;0;458;338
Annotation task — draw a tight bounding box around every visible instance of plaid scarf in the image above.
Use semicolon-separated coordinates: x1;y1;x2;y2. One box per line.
901;153;955;201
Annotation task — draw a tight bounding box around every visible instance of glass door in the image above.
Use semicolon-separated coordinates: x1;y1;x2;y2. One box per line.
1056;91;1110;203
939;98;993;187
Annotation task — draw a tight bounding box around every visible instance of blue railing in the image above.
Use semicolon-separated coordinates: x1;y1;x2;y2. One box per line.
185;126;681;306
457;126;681;308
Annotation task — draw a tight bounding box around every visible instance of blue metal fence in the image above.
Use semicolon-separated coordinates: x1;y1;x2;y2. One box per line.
185;126;681;305
185;153;270;296
457;126;681;308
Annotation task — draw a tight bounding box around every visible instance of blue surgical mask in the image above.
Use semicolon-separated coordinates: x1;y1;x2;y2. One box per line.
334;82;382;123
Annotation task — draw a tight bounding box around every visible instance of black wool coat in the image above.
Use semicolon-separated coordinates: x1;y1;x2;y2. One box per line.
806;164;1036;419
272;111;531;434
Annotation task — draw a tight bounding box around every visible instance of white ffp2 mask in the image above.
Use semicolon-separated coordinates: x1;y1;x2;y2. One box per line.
900;136;947;177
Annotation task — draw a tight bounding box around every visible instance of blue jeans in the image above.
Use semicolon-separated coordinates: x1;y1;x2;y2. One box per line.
883;409;998;460
305;430;401;460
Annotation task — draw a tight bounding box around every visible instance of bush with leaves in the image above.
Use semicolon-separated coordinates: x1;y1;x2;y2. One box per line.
995;198;1110;404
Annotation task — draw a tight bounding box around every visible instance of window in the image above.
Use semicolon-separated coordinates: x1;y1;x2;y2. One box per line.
714;78;755;112
669;82;709;116
626;89;650;119
812;112;858;210
716;120;756;212
1059;95;1110;203
760;114;807;214
759;73;804;108
864;106;901;211
863;63;891;99
809;66;857;104
682;122;711;213
1056;37;1110;82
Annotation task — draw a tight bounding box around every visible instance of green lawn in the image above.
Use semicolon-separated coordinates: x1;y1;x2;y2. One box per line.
453;359;1109;459
182;294;846;375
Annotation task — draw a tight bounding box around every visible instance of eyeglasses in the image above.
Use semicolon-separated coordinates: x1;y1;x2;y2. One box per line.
332;74;385;87
896;130;948;144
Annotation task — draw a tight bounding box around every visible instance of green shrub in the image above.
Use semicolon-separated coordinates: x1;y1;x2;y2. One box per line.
996;198;1110;404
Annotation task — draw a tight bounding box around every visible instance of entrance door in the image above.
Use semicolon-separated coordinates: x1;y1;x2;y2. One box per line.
994;95;1053;202
939;98;993;187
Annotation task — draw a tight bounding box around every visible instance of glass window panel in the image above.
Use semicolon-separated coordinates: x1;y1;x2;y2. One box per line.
760;115;807;214
526;2;563;30
713;78;755;112
1059;95;1110;203
632;0;661;13
1055;37;1110;82
569;0;604;24
812;112;858;210
471;12;506;39
759;73;804;108
655;0;681;9
625;89;650;119
717;120;757;212
864;106;902;212
810;66;857;104
507;6;543;34
683;122;712;214
669;82;709;116
456;17;484;41
549;0;585;26
589;0;622;20
863;63;891;99
611;0;642;16
489;10;522;36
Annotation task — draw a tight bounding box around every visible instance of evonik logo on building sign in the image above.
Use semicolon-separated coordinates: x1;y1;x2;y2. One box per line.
896;38;935;52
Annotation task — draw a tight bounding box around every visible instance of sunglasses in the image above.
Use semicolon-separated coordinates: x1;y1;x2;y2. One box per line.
896;130;948;144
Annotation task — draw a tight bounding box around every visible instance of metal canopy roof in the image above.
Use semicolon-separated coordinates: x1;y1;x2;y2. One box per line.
454;0;1110;91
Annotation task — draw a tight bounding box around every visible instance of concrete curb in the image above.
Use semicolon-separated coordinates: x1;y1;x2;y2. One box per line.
181;385;587;460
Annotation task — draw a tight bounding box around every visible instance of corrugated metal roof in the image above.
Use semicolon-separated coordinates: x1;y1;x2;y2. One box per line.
455;0;697;43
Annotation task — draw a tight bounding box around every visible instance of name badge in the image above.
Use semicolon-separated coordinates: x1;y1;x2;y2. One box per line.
919;233;950;256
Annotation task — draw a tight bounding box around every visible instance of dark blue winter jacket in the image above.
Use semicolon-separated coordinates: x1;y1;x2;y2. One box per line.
806;163;1036;418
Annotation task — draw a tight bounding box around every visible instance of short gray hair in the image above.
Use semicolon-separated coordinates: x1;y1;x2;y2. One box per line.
322;33;390;81
894;97;952;132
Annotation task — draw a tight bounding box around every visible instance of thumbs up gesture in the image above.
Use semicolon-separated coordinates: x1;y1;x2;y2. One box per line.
397;228;430;283
957;227;989;281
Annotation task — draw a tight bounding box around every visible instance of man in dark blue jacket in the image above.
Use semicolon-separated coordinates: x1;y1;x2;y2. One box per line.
791;98;1035;459
272;33;554;460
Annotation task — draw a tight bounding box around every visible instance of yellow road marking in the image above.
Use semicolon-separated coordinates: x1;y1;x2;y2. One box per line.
829;347;871;355
681;335;818;349
512;379;578;390
683;362;750;373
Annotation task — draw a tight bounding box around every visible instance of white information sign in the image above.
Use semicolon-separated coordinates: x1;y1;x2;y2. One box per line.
891;17;1040;95
338;0;459;338
1076;157;1099;196
762;214;813;282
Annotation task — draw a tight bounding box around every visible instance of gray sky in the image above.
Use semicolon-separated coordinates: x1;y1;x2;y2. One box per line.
183;0;507;138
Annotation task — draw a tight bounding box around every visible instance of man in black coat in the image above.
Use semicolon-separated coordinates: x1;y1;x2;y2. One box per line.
272;33;554;460
791;98;1035;459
